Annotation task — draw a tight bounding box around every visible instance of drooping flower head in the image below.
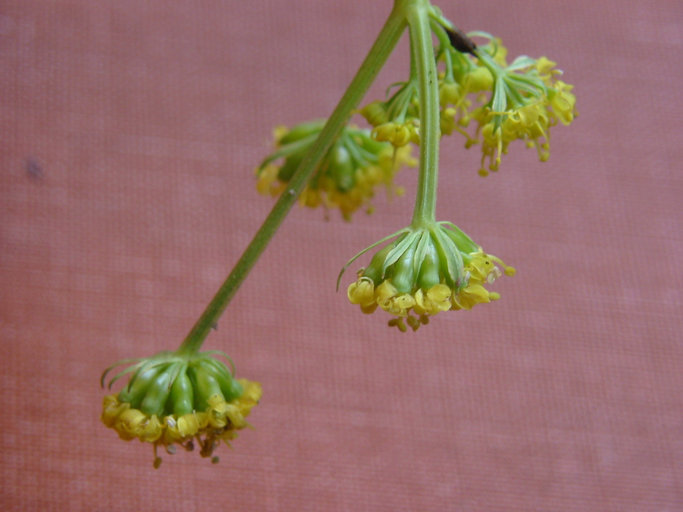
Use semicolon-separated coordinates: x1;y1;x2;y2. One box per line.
101;349;261;467
343;222;515;331
431;22;577;176
255;120;415;220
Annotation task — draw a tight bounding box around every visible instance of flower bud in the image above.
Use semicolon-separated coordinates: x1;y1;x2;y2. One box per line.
169;367;194;416
463;66;493;93
359;101;390;127
328;144;355;193
439;82;462;107
139;368;175;418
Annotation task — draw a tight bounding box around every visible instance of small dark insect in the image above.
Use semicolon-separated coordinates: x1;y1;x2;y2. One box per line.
25;157;43;179
444;25;477;55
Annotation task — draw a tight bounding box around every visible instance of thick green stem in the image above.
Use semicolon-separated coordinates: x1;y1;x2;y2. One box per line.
407;0;440;227
177;3;408;356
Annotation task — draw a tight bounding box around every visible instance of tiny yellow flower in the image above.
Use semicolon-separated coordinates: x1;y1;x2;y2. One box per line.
371;121;420;148
463;66;494;93
549;81;577;125
347;276;377;313
255;164;286;197
359;101;391;127
439;82;463;107
535;57;559;79
452;282;496;310
359;80;420;146
414;284;452;316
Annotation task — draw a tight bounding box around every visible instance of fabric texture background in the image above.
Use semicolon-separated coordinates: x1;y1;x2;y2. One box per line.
1;1;681;510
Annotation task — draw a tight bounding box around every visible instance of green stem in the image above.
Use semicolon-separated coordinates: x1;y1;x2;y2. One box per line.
407;0;440;227
177;3;408;356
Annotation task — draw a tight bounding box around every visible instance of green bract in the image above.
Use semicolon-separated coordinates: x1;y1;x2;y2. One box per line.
101;350;243;418
257;120;392;194
340;221;480;294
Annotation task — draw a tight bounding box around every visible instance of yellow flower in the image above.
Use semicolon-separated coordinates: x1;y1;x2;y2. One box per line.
376;280;416;316
535;57;559;80
359;80;420;148
101;351;261;467
449;250;514;309
114;408;163;443
452;283;498;310
465;67;494;93
255;164;287;197
549;81;577;125
347;276;378;313
473;100;556;176
439;81;463;107
371;121;420;147
466;250;516;283
359;101;391;127
414;284;452;315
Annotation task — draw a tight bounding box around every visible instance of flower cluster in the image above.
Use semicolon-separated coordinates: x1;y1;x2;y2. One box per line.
358;81;421;148
357;7;577;177
255;120;415;220
430;17;577;176
344;222;515;331
99;2;579;470
101;350;261;467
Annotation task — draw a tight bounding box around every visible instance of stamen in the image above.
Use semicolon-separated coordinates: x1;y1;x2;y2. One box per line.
488;254;516;276
406;315;420;331
487;266;502;284
388;317;407;332
153;444;162;469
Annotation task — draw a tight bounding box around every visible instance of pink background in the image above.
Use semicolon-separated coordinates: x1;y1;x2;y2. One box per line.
1;1;681;510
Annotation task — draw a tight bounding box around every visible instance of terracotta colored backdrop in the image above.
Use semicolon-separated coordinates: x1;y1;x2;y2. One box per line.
1;1;681;511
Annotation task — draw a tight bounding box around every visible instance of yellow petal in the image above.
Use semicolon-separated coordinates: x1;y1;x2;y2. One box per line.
347;278;376;307
101;395;129;428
